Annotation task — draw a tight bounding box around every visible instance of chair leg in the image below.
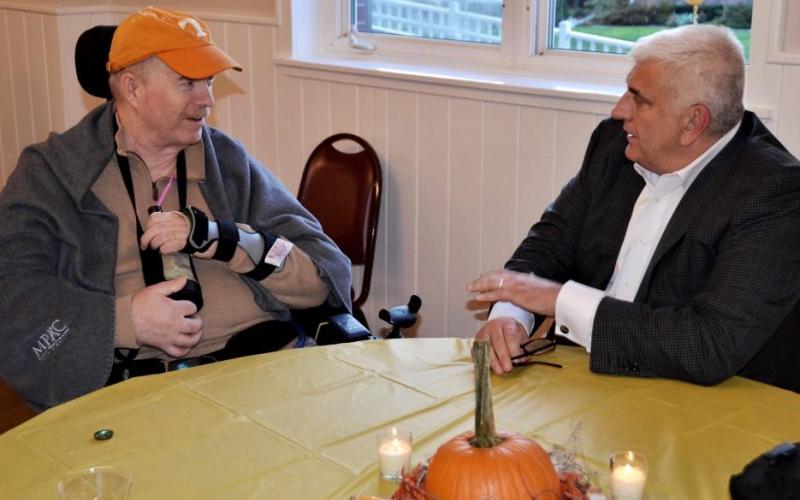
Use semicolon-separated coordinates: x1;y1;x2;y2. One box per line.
352;305;370;332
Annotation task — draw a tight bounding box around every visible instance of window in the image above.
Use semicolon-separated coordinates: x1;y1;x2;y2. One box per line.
346;0;752;60
353;0;504;45
550;0;752;59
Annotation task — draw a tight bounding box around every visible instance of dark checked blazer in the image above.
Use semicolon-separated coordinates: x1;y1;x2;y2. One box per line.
507;111;800;391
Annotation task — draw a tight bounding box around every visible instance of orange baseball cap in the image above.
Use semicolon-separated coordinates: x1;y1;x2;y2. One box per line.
107;6;242;79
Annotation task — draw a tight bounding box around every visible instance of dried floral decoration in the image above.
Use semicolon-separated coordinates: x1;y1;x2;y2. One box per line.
391;463;429;500
550;423;591;498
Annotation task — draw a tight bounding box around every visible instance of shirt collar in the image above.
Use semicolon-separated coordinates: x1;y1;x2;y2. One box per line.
634;120;742;189
113;112;206;183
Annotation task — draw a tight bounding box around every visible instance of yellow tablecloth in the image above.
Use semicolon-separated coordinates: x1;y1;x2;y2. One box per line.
1;338;798;499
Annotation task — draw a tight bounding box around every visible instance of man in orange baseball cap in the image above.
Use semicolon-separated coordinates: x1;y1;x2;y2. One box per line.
0;6;352;409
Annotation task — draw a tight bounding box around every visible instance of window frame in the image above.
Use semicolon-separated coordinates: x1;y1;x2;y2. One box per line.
322;0;517;68
298;0;768;109
321;0;652;78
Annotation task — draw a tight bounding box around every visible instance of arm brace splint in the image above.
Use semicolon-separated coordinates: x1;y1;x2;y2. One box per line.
181;207;285;279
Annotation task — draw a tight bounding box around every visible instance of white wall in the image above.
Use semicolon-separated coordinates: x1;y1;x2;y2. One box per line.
1;1;799;338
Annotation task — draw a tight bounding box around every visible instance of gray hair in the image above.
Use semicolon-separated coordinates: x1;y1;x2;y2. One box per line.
630;24;745;137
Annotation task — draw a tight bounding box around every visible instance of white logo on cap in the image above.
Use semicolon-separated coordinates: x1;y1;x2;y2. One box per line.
179;18;207;39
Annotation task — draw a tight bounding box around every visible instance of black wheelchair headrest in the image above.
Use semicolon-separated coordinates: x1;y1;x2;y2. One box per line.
74;25;117;100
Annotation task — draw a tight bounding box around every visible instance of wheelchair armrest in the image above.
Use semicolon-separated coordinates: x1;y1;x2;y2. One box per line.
315;313;374;345
291;305;374;345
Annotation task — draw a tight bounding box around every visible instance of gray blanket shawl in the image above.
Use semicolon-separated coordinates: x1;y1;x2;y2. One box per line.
0;102;352;409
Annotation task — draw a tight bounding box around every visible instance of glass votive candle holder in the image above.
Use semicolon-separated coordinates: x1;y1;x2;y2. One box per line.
609;451;647;500
57;466;132;500
376;427;413;480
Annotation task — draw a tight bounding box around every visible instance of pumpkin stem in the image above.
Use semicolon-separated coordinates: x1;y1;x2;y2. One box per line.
469;341;503;448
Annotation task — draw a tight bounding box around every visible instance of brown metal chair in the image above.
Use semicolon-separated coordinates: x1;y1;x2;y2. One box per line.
297;133;382;330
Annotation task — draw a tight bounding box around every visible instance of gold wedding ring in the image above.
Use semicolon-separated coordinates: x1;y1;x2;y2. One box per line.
498;277;504;290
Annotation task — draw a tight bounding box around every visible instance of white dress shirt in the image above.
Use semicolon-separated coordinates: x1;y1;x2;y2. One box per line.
489;122;741;350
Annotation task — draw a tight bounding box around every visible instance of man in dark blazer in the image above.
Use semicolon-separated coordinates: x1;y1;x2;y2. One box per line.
467;24;800;391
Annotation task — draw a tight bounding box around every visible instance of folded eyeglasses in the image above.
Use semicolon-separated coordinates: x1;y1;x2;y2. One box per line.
510;318;562;369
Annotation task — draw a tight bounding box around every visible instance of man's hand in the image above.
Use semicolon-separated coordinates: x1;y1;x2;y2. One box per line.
467;270;561;317
140;210;190;254
131;278;203;358
475;317;528;375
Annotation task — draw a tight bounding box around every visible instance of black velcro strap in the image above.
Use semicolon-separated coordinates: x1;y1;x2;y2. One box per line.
181;206;210;253
245;232;279;281
212;220;239;262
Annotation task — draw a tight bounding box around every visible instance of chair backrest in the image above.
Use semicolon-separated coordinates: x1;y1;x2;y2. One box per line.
297;134;382;318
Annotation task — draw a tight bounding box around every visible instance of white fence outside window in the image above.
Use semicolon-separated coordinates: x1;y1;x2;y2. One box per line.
366;0;502;44
363;1;634;53
553;20;634;54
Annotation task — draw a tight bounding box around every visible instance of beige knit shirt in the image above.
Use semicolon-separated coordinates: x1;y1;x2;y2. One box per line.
91;132;328;359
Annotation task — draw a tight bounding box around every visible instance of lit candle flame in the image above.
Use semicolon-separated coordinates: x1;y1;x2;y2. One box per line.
390;438;402;452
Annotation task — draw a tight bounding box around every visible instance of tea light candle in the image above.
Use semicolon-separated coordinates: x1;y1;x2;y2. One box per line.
377;427;412;480
609;451;647;500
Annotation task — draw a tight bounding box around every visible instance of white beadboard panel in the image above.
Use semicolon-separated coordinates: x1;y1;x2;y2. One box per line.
42;14;64;133
516;107;557;239
329;82;358;135
8;10;35;154
278;62;616;116
224;22;256;156
0;10;16;185
274;72;303;190
448;98;484;339
554;111;600;193
300;78;332;158
357;87;389;162
204;21;231;133
26;13;51;142
416;93;450;339
88;11;120;26
746;1;783;114
356;86;389;326
777;65;800;158
481;102;520;274
250;23;278;170
385;89;418;329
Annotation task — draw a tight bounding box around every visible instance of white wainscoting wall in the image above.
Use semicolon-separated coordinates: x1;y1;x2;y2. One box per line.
1;1;799;339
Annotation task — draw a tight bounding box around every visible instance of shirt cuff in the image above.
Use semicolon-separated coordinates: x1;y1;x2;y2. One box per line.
488;301;535;334
554;280;605;352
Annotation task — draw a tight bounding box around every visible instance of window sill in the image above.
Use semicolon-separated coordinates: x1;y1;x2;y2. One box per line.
276;54;627;106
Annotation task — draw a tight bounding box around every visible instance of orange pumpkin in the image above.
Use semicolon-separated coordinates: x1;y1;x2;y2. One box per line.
425;341;560;500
